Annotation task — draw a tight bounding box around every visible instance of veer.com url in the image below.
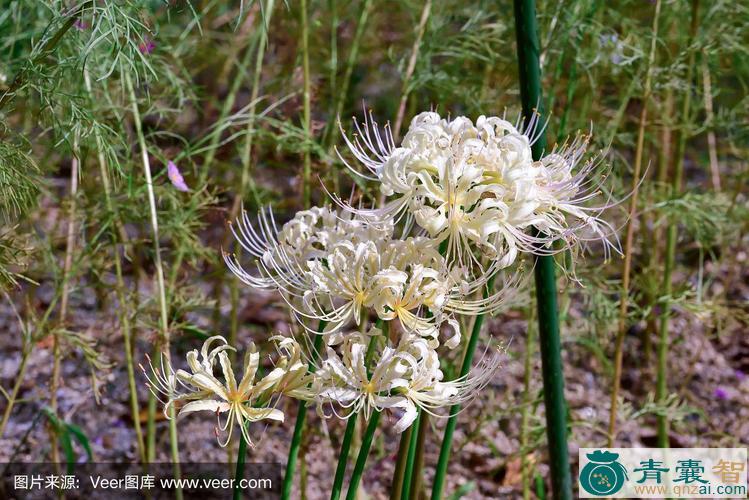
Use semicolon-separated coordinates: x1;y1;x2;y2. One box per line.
157;477;272;490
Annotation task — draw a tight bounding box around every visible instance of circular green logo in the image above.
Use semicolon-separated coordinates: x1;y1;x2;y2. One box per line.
580;450;628;496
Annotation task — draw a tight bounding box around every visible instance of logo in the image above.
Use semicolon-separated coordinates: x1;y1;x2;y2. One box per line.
579;448;747;498
580;450;629;496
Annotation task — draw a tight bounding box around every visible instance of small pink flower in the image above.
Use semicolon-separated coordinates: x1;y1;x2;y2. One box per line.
167;161;189;192
139;37;156;55
73;19;88;31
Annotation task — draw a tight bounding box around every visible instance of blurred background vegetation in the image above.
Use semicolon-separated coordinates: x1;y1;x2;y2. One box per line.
0;0;747;498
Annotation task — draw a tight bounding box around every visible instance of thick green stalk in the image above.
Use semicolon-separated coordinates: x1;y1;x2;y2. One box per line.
125;72;183;497
330;413;358;500
513;1;572;498
400;411;421;500
657;0;699;448
233;429;249;500
645;83;674;369
389;424;414;500
146;393;157;462
234;397;271;500
344;410;381;500
431;275;496;500
405;243;448;499
408;413;428;500
608;0;662;448
281;320;327;500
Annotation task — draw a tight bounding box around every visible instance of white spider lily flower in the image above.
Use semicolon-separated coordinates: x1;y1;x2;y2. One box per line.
521;137;621;260
271;335;316;400
301;235;484;347
303;240;381;334
338;111;620;273
314;332;407;421
384;335;502;432
226;204;478;344
225;206;400;333
225;205;393;296
315;332;503;432
228;203;518;343
367;264;454;347
143;335;311;447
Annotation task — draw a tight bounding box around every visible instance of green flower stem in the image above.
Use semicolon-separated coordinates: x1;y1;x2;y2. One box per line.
125;71;182;497
281;320;328;500
409;413;428;499
344;410;381;500
330;320;386;500
389;422;415;500
280;360;316;499
400;409;421;500
233;430;249;500
431;274;496;499
513;0;572;497
235;395;272;500
146;393;157;462
657;0;699;448
531;254;571;499
330;412;358;500
404;243;450;498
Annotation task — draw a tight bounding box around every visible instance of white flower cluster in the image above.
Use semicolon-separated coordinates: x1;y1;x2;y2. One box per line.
143;335;313;446
313;329;497;432
148;111;617;444
225;205;514;348
341;112;619;274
